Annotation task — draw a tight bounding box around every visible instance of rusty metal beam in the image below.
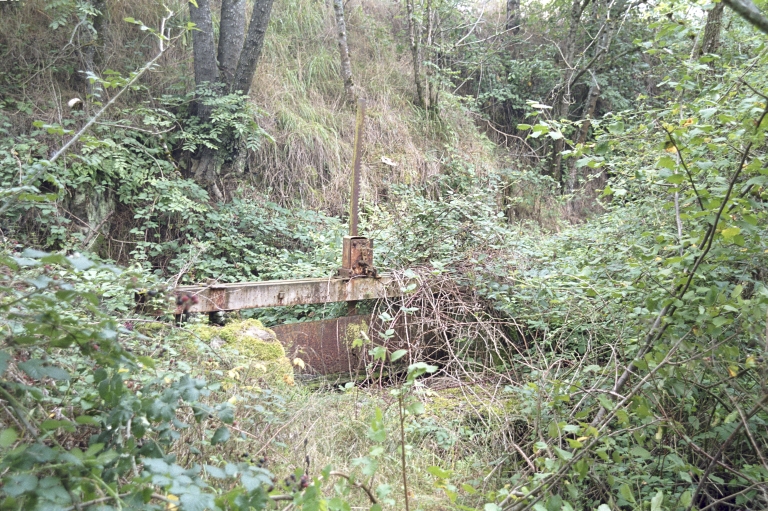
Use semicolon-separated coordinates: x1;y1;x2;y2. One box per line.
175;275;406;314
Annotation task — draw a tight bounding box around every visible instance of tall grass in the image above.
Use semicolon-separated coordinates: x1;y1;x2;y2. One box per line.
247;0;499;215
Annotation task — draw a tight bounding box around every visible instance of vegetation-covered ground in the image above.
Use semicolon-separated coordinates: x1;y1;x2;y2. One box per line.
2;0;768;510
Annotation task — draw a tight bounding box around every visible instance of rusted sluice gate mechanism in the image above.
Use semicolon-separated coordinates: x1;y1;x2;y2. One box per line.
174;99;408;376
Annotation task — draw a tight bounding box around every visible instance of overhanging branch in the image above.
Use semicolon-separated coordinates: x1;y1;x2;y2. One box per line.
722;0;768;35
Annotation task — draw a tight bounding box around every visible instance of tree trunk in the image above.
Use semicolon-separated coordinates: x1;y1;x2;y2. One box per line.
332;0;356;101
548;0;589;187
187;0;275;201
565;0;624;194
406;0;426;108
565;73;599;195
218;0;247;84
507;0;520;33
81;0;105;102
424;0;437;111
699;2;725;56
189;0;223;200
232;0;275;95
189;0;220;88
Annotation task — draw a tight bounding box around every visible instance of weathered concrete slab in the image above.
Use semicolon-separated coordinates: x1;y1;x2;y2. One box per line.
174;275;405;314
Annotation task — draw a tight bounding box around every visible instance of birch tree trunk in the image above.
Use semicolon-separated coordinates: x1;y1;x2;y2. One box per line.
82;0;105;102
424;0;437;110
333;0;356;101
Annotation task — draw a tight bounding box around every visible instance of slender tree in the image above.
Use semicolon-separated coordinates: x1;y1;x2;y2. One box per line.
547;0;591;186
405;0;426;109
333;0;356;101
565;0;628;195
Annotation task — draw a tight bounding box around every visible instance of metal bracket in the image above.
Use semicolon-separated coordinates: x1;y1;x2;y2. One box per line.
337;235;377;279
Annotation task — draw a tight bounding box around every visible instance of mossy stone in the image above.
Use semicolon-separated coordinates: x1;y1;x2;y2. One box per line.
190;319;294;386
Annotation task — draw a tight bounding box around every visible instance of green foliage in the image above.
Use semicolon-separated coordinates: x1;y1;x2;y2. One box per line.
3;0;768;510
0;248;378;510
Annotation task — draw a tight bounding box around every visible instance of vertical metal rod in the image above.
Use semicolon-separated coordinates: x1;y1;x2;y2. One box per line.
349;98;366;236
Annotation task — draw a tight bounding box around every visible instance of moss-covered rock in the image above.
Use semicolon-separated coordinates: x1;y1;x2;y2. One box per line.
191;319;294;386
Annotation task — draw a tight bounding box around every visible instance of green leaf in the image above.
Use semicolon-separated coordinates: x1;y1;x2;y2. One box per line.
658;155;676;169
484;504;502;511
665;174;685;184
721;226;741;238
3;474;37;497
137;356;155;369
181;494;215;511
427;465;452;479
406;401;425;415
369;346;387;361
0;428;18;448
619;483;636;504
390;349;407;362
18;360;69;381
205;465;227;479
75;415;99;426
21;248;49;259
630;445;651;459
67;255;94;270
41;419;75;433
548;130;564;140
597;395;614;411
679;490;692;507
218;405;235;424
554;447;573;460
211;426;230;445
608;121;625;134
406;362;438;381
650;490;663;511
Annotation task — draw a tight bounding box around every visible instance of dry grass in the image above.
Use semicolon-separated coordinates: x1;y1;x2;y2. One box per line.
245;0;503;215
169;381;507;510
